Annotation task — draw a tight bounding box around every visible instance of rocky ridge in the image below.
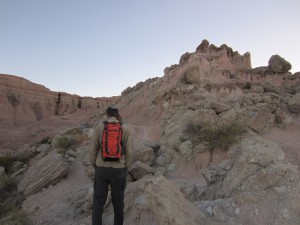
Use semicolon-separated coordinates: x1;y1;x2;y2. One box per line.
1;40;300;225
0;74;119;128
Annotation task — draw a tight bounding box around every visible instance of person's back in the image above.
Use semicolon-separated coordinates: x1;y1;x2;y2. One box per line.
89;107;133;225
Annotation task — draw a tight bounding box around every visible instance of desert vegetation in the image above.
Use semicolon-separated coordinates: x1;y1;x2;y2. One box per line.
0;155;30;225
184;119;246;151
54;128;89;154
0;155;15;173
184;119;246;164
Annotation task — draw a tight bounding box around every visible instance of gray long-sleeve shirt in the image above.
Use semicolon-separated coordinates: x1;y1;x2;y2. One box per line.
89;117;133;168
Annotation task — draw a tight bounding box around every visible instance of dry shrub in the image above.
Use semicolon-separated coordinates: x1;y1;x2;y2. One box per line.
184;120;245;151
54;132;89;154
0;175;16;194
54;135;75;155
54;135;74;149
0;155;15;173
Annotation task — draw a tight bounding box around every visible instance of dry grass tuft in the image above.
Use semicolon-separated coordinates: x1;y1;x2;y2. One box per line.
184;120;245;151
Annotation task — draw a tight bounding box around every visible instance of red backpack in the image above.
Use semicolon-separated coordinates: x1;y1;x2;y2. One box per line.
101;121;124;161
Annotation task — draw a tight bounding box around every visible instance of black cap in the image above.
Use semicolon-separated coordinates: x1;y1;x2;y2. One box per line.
106;106;119;117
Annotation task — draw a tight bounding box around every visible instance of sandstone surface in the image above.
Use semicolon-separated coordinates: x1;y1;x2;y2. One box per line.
18;151;69;197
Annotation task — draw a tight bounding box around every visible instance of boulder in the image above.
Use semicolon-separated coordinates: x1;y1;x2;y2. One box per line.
178;140;193;160
142;140;160;152
195;198;240;222
268;55;292;73
113;174;226;225
248;109;275;133
13;144;35;162
133;145;155;166
209;101;231;114
18;152;69;196
223;136;285;196
179;52;191;64
219;135;300;225
261;82;282;95
35;143;51;154
287;93;300;113
239;163;289;192
155;155;167;167
153;166;166;175
66;149;78;158
196;39;210;52
219;108;238;121
203;166;227;184
128;161;153;180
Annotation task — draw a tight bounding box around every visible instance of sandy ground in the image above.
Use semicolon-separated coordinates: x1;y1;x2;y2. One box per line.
263;115;300;167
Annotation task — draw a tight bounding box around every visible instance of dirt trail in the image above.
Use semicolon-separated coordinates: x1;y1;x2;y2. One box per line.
263;116;300;167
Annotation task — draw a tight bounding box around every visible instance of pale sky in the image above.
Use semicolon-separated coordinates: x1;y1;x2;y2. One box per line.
1;0;299;97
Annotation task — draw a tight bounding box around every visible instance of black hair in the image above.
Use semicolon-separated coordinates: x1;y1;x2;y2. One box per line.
106;106;123;122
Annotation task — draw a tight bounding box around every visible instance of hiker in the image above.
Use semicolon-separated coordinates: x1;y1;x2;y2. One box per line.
89;106;133;225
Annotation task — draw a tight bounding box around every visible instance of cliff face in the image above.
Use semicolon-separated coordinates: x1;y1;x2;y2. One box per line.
0;74;119;128
116;40;300;143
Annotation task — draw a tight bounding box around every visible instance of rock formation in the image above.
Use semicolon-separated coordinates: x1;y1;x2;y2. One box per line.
0;74;119;129
1;39;300;225
268;54;292;73
18;151;69;197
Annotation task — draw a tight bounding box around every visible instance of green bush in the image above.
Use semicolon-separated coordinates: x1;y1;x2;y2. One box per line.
0;155;15;173
54;135;75;155
184;120;245;151
55;135;73;149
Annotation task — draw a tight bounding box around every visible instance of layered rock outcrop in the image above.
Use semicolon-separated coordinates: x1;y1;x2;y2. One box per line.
18;151;69;197
0;74;119;128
